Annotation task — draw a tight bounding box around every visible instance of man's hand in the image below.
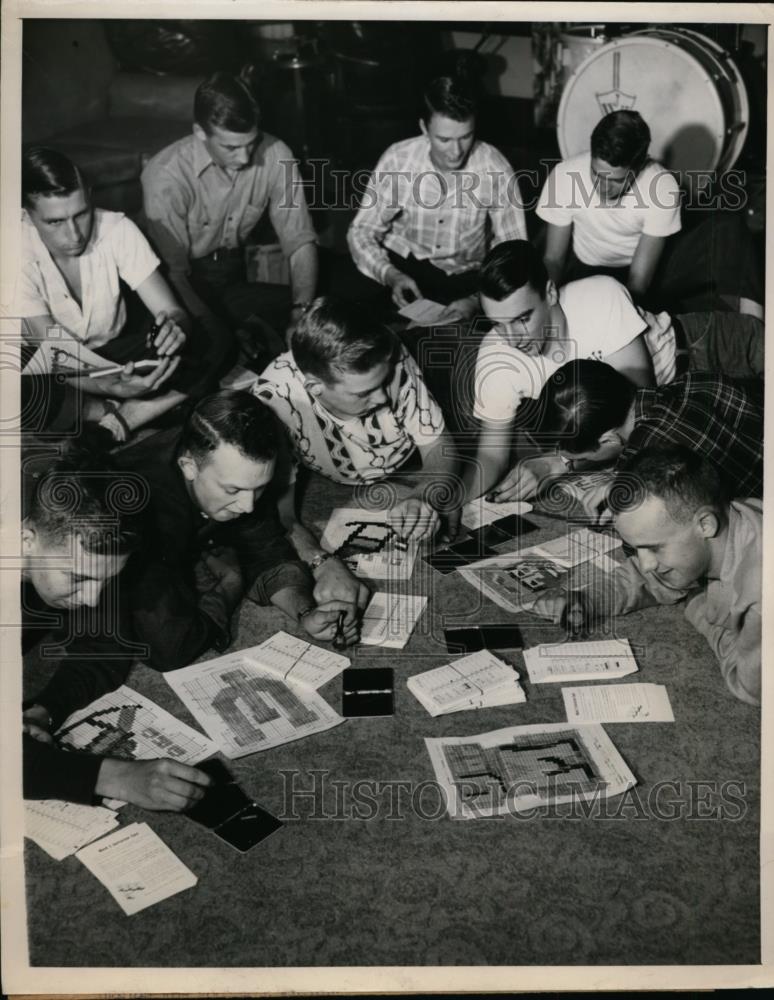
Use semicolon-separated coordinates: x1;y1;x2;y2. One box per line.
312;557;371;624
149;311;187;357
91;356;181;399
300;600;361;646
438;506;462;544
533;591;593;638
385;267;422;309
579;479;613;524
22;705;53;745
435;296;478;325
95;758;212;811
201;547;243;605
390;497;439;542
488;455;566;503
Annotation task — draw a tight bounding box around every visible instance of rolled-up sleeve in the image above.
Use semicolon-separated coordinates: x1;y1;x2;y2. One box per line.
267;142;317;260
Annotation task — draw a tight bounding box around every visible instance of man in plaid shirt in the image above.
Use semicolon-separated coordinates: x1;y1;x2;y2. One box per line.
491;360;763;510
346;75;526;325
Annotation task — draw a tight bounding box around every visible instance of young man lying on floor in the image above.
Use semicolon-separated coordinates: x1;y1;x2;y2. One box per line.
534;447;761;706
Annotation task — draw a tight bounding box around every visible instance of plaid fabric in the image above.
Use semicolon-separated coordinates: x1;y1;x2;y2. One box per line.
622;373;764;498
347;136;526;283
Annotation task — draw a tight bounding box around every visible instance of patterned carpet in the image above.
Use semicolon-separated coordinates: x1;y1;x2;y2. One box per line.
22;472;760;967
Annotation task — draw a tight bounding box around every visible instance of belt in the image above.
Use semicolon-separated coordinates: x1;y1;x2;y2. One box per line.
195;246;244;264
672;315;690;377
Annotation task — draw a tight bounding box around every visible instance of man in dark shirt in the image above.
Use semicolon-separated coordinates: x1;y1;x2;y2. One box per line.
117;389;360;672
22;444;211;809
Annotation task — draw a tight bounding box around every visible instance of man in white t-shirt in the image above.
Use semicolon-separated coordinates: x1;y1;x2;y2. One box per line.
465;240;763;503
537;111;682;303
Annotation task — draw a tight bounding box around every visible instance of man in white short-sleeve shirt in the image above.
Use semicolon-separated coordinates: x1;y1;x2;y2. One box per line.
537;111;681;303
465;239;764;504
19;210;161;350
18;147;222;442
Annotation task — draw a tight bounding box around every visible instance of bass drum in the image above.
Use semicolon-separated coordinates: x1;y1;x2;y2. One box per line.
557;27;749;174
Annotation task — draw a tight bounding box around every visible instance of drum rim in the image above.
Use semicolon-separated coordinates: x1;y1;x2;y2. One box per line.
557;33;749;172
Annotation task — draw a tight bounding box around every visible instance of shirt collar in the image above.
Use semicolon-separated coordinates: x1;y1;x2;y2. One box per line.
192;134;215;177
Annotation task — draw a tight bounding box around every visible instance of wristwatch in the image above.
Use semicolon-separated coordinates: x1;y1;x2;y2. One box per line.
307;551;336;572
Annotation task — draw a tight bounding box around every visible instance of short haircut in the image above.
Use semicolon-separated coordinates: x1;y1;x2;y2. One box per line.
610;446;730;524
180;390;279;466
194;71;261;133
537;360;636;454
290;296;397;383
479;239;549;301
23;445;146;555
421;75;477;124
22;147;86;208
590;110;651;173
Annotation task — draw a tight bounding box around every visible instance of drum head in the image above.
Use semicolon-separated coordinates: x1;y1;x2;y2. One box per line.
557;34;747;174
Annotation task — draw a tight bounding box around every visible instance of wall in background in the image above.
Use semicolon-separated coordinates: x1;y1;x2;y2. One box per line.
22;20;116;142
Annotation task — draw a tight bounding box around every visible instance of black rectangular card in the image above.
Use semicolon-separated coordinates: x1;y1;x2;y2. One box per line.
473;515;539;547
342;667;394;717
211;803;284;854
444;624;523;654
426;539;496;574
185;757;283;852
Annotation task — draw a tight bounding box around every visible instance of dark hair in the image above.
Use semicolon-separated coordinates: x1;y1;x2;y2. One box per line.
194;71;261;133
537;360;636;454
479;239;549;301
179;390;279;465
421;75;477;125
23;444;146;555
590;110;651;174
610;446;730;524
22;147;87;208
290;296;397;383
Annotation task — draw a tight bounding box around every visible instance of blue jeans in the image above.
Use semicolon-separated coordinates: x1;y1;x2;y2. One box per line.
678;311;764;379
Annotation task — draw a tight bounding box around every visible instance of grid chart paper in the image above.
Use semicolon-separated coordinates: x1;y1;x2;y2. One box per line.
164;654;344;759
56;685;217;764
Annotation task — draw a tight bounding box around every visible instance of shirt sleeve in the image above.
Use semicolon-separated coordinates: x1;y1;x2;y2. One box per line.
16;262;50;318
266;141;318;260
23;736;103;804
641;168;683;238
472;339;547;423
596;278;649;355
487;146;527;244
346;147;406;285
584;555;693;618
394;350;445;447
141;162;195;277
231;499;314;603
536;160;577;227
111;216;160;290
684;595;761;705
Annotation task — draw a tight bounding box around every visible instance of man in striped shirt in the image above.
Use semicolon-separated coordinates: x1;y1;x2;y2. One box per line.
346;75;526;325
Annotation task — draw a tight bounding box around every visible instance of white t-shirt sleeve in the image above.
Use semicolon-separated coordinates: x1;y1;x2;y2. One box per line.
110;216;161;290
536;158;583;228
641;168;682;237
561;277;648;362
473;337;551;423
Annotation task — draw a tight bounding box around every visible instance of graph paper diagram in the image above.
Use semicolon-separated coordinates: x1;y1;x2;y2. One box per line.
443;730;603;814
252;630;350;689
165;654;344;759
426;723;636;820
56;685;216;764
320;507;418;580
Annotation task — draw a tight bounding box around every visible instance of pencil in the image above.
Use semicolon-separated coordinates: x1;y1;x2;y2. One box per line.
86;359;162;379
